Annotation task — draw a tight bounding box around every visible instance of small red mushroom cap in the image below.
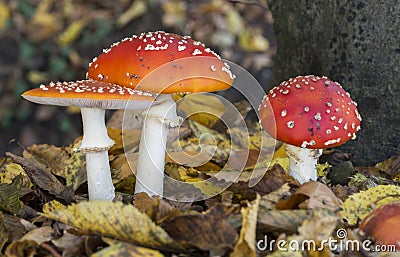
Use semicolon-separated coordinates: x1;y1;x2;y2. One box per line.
359;202;400;250
259;75;361;149
87;31;235;94
22;80;156;109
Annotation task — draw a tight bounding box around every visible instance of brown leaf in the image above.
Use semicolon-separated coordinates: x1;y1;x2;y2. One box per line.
6;152;74;204
230;195;260;257
24;144;69;179
0;212;7;251
252;164;299;195
276;181;341;211
108;128;141;155
5;240;48;257
162;210;238;254
2;214;28;242
133;193;182;224
257;209;317;234
92;242;164;257
330;184;359;201
51;232;85;257
19;226;54;245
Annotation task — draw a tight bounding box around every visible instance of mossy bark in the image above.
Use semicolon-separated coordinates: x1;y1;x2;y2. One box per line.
268;0;400;166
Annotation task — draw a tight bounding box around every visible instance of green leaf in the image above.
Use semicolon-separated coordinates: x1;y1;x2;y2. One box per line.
0;175;24;215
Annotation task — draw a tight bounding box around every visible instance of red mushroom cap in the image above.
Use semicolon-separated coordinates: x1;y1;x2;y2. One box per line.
87;31;235;94
359;202;400;250
259;75;361;149
22;80;156;109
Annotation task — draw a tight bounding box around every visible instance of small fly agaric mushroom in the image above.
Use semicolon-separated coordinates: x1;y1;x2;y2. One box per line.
359;202;400;250
87;31;235;196
22;80;156;201
259;75;361;184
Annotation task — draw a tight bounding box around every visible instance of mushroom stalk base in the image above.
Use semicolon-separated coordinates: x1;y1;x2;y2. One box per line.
285;144;322;184
80;108;115;201
135;94;179;197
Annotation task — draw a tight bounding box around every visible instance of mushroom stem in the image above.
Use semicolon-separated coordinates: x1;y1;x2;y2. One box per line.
284;144;322;184
135;94;180;197
80;108;115;201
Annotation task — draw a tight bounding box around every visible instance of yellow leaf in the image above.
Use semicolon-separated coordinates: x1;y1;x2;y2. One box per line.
177;94;226;128
27;71;49;84
230;195;260;257
117;0;147;27
1;163;27;185
43;200;183;250
92;242;164;257
317;162;331;177
58;19;87;46
27;0;62;42
0;175;24;215
0;1;10;30
65;142;86;190
192;180;224;196
239;29;269;52
42;200;65;214
226;9;244;35
340;185;400;225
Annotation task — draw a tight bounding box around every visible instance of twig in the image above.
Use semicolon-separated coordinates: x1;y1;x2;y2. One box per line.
41;243;62;257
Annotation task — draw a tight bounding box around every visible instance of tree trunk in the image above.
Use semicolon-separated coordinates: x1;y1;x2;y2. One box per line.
268;0;400;166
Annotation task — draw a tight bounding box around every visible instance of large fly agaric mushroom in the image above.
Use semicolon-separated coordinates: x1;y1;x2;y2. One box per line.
22;80;156;201
86;31;235;197
259;75;361;184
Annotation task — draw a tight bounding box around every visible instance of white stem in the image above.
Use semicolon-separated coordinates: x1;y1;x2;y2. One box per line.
85;151;115;201
135;95;179;197
285;144;322;184
80;108;115;201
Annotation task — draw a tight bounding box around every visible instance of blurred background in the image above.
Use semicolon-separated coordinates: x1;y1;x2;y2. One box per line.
0;0;276;154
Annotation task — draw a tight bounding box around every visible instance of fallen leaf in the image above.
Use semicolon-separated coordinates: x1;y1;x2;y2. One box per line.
19;226;54;245
0;0;10;30
2;214;29;242
252;164;299;195
25;0;62;42
162;210;238;255
0;212;7;251
133;193;181;224
7;152;75;204
239;29;269;52
58;19;87;46
0;163;31;188
257;209;318;234
0;175;24;215
259;183;291;210
340;185;400;225
266;209;338;256
108;128;141;156
43;200;183;251
65;142;86;190
92;242;164;257
277;181;341;211
25;144;70;178
374;155;400;181
51;232;87;257
117;0;147;27
230;195;260;257
5;240;48;257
